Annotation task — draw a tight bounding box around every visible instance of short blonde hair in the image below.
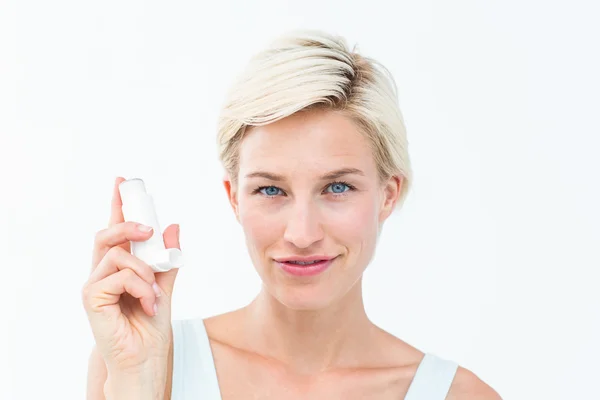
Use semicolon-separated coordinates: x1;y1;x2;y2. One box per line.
216;29;412;210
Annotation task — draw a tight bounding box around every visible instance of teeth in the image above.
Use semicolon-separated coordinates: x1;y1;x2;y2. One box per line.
288;260;320;265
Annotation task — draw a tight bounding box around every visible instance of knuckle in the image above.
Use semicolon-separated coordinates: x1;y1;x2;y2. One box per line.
121;267;136;281
93;229;107;245
105;245;123;259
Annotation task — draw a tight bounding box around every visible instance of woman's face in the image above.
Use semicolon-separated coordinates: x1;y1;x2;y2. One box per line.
225;109;401;310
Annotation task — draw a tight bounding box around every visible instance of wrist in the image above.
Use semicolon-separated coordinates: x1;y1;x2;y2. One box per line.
104;366;167;400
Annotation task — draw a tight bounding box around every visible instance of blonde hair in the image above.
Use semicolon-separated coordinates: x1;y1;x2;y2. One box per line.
216;29;412;210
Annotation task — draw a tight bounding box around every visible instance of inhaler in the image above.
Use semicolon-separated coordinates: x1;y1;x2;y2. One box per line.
118;178;184;273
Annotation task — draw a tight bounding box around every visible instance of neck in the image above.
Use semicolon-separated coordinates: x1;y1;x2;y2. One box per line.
242;278;375;375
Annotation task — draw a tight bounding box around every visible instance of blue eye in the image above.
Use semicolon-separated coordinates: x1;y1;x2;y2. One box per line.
259;186;282;197
253;181;355;198
326;182;350;194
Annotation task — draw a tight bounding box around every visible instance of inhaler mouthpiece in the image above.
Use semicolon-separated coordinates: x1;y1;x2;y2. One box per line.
118;178;183;273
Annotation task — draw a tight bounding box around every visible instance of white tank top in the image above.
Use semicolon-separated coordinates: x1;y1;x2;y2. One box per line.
170;317;458;399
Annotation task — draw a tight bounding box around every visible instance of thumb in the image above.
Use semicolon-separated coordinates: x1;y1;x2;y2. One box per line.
155;223;181;297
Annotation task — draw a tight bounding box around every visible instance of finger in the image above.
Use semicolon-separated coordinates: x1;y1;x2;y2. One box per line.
89;246;158;291
110;176;130;256
91;221;154;271
109;177;127;227
106;176;131;258
155;224;181;297
84;268;157;317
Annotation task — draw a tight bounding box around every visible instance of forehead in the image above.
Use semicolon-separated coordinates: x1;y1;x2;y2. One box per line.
238;110;375;173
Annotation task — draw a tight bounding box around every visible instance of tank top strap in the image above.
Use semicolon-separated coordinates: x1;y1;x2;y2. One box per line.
403;353;459;400
171;317;222;399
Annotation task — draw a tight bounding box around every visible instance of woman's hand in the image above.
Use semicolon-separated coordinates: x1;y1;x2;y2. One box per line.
82;177;181;397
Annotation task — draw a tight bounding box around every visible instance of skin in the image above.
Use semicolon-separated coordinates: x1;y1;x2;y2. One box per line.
208;108;501;398
84;176;179;400
85;108;501;399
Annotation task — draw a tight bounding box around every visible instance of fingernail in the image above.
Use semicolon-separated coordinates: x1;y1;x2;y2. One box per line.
152;282;161;297
153;303;158;316
137;224;153;232
176;224;181;238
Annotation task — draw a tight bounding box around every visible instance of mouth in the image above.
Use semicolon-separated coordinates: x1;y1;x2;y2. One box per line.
274;256;338;277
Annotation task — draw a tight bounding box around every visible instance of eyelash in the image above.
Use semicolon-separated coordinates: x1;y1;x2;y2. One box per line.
252;181;356;199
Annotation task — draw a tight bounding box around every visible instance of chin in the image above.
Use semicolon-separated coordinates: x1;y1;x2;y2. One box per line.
269;282;337;311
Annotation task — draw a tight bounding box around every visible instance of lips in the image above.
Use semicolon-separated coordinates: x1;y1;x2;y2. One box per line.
274;255;335;263
275;256;337;277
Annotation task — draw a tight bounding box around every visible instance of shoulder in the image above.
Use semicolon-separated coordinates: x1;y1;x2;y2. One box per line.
446;366;502;400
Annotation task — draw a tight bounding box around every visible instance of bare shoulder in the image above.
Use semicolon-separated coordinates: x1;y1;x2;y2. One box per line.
446;366;502;400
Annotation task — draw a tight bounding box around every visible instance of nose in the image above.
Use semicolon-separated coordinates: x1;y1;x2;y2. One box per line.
283;202;324;249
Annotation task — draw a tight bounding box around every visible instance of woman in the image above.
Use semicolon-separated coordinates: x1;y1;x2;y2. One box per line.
83;30;501;399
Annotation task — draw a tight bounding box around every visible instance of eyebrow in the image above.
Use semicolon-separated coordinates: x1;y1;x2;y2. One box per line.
245;167;365;182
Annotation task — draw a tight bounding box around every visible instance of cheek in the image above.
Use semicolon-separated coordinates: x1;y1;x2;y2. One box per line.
239;201;280;251
326;196;379;243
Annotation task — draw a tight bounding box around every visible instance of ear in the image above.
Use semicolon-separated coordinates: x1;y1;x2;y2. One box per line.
379;175;403;222
223;174;240;223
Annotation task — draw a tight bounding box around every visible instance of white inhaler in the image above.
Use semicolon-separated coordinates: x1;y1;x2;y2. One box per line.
118;178;183;273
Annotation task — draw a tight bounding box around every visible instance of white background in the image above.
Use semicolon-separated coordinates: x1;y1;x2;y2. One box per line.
1;0;599;399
